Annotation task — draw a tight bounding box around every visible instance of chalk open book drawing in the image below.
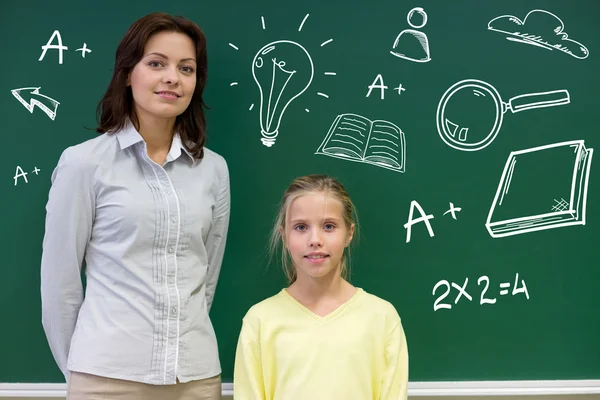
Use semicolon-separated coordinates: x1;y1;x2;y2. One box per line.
486;140;593;238
487;9;589;60
315;113;406;173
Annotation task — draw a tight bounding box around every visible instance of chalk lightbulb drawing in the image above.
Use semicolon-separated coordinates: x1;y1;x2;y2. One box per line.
228;14;335;147
253;41;314;147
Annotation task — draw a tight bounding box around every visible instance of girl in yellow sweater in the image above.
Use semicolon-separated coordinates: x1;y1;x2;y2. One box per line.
234;174;408;399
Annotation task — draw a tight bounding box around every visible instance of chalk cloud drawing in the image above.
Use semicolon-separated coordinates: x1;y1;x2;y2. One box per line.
252;40;314;147
488;9;589;60
11;87;60;120
315;113;406;173
486;140;593;238
390;7;431;63
436;79;570;152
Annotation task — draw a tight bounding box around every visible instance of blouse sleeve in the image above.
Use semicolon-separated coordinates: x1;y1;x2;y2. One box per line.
204;157;230;311
40;147;95;382
381;320;409;400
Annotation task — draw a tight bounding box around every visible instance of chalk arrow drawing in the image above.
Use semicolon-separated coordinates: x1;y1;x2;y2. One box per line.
11;87;60;120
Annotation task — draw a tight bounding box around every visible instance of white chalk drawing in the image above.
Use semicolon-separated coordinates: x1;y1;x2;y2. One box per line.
14;166;41;186
11;87;60;120
390;7;431;63
486;140;593;238
76;43;92;58
443;202;461;220
229;15;334;147
252;40;314;147
488;9;589;60
433;273;529;311
366;74;388;99
38;31;92;63
298;13;310;32
394;83;406;95
403;201;461;243
315;113;406;173
404;200;434;243
39;30;68;64
436;79;570;152
366;75;407;99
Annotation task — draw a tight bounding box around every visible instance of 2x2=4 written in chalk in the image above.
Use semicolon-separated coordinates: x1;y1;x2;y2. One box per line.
433;273;529;312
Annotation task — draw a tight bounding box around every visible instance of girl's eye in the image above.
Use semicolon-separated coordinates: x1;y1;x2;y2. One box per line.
294;224;307;232
324;223;335;231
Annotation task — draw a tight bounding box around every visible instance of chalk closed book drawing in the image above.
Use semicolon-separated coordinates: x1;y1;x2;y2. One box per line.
486;140;594;238
315;113;406;173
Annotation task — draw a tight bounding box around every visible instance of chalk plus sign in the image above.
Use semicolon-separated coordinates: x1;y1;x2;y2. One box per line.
394;84;406;95
443;202;462;220
32;167;41;175
76;43;92;58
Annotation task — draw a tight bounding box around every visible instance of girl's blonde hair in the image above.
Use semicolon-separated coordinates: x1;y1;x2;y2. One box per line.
269;174;359;284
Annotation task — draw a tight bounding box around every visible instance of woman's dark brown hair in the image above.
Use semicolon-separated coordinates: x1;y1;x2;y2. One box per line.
96;12;208;159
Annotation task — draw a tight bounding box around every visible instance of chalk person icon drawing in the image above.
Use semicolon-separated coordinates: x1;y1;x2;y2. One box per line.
390;7;431;63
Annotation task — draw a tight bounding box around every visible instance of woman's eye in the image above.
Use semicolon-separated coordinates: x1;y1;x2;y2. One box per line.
181;66;194;73
148;60;163;68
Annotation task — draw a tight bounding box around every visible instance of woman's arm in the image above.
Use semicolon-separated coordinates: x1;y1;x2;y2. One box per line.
40;147;95;382
204;157;230;312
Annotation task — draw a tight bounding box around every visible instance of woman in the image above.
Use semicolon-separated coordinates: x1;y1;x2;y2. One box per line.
40;12;229;400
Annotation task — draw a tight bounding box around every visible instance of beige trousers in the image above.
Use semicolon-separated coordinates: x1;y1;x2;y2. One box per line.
67;371;221;400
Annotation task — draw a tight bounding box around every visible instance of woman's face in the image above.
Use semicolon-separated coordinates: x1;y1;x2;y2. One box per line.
128;31;197;125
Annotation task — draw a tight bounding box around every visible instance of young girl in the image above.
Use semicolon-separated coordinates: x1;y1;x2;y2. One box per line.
233;175;408;399
40;12;229;399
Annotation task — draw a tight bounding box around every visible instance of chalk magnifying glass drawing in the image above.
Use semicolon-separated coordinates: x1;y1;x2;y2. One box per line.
436;79;571;151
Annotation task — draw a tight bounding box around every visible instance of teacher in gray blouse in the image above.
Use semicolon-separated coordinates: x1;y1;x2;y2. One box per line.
40;12;229;400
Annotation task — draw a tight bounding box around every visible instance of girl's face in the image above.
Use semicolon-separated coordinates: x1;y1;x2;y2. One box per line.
128;31;197;126
283;192;354;282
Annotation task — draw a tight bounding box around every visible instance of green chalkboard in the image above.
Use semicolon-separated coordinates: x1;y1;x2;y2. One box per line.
1;0;599;384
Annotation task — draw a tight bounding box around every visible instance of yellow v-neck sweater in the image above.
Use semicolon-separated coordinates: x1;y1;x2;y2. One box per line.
233;288;408;399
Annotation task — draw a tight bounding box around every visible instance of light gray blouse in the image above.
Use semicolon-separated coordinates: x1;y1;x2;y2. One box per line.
40;122;230;385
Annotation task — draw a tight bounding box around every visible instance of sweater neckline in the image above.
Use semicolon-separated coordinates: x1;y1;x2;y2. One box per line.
280;287;365;323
